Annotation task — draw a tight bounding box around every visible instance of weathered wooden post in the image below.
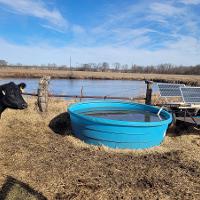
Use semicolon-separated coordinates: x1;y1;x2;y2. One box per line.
37;76;51;112
145;80;153;105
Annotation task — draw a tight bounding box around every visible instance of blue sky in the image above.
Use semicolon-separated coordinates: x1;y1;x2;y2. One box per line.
0;0;200;66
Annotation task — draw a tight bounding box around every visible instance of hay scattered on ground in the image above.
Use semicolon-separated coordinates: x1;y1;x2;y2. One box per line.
0;97;200;200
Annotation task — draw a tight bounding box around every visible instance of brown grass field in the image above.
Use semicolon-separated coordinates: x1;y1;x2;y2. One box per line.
0;97;200;200
0;67;200;85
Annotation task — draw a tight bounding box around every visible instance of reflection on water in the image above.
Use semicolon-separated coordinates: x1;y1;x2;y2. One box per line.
84;110;165;122
0;78;158;98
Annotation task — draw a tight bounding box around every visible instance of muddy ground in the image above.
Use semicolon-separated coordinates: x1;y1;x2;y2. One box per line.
0;97;199;200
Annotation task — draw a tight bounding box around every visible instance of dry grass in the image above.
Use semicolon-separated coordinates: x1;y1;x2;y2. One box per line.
0;67;200;86
0;97;200;200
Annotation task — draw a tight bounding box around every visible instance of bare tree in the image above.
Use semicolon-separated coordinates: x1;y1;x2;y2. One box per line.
0;60;7;66
113;62;121;72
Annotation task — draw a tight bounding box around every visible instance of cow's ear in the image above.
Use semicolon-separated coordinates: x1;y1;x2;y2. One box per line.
18;83;26;90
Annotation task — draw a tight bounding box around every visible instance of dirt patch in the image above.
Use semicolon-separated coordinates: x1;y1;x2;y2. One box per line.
0;97;200;200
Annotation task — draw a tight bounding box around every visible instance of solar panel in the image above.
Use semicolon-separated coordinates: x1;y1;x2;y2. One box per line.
157;83;185;97
180;87;200;104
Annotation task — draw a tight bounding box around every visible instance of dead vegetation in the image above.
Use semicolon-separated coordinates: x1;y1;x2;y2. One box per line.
0;97;200;200
0;67;200;86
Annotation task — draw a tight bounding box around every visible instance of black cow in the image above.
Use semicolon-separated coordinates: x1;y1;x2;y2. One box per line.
0;82;28;117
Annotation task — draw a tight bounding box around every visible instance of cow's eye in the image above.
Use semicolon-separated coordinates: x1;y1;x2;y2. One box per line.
2;90;6;96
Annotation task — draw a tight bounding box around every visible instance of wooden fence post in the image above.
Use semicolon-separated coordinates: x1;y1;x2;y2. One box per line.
37;76;51;112
145;80;153;105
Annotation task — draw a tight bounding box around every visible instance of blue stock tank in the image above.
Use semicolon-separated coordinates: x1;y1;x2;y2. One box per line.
68;101;172;149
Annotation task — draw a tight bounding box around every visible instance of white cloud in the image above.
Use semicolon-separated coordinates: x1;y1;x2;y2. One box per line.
112;28;153;38
41;24;66;33
179;0;200;5
0;1;199;66
149;2;184;16
89;1;192;48
0;0;68;30
145;14;168;24
109;28;153;47
165;36;200;52
0;37;199;66
72;25;86;34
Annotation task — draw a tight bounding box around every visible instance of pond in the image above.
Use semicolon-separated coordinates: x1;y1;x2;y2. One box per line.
0;78;158;99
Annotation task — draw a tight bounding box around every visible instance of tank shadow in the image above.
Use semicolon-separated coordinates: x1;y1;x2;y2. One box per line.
0;176;47;200
49;112;72;135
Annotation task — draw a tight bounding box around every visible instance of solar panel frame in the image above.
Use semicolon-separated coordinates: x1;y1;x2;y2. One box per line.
180;87;200;104
157;83;185;98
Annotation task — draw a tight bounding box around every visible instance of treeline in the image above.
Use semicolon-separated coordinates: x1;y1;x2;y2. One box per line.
128;64;200;75
0;61;200;75
76;63;200;75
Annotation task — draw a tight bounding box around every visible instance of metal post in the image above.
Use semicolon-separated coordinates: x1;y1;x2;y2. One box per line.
70;56;71;70
80;86;83;101
145;80;153;105
37;76;51;112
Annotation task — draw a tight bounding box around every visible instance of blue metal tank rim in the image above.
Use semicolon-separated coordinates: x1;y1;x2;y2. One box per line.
68;100;172;127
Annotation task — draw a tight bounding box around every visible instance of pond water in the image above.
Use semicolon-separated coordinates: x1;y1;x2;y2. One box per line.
83;110;165;122
0;78;158;99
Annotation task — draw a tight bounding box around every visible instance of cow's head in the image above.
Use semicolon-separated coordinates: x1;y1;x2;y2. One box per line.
0;82;28;113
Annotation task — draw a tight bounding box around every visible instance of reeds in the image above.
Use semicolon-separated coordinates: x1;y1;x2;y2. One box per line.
0;67;199;85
